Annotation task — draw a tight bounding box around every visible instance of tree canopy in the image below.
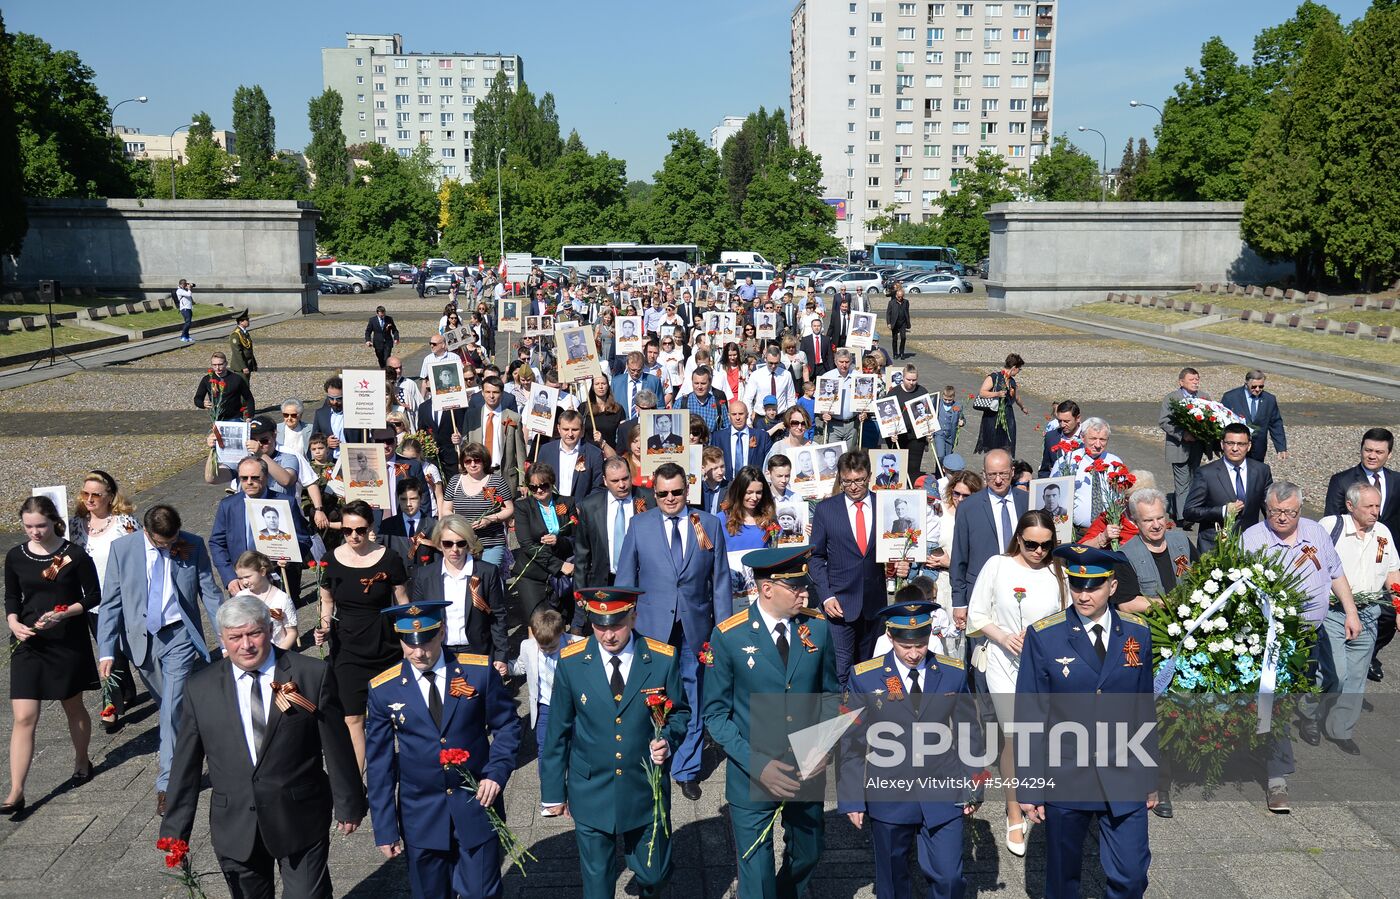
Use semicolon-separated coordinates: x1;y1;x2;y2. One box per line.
1029;135;1101;201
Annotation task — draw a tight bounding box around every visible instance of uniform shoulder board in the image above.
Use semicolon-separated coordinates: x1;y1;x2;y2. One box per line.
560;640;590;659
800;607;825;620
644;637;676;657
456;653;490;666
369;664;401;689
717;610;749;633
1118;611;1147;626
853;658;885;676
935;653;964;670
1031;610;1067;632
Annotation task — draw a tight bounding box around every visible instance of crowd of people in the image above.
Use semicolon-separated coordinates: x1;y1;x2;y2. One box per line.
3;262;1398;899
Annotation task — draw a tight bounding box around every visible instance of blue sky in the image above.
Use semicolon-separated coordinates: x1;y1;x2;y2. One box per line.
7;0;1375;182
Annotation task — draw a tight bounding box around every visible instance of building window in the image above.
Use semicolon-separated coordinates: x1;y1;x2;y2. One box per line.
955;28;972;39
981;122;998;137
849;74;857;84
849;50;858;59
1012;51;1029;64
441;95;453;104
925;74;944;87
926;50;944;63
985;27;1002;41
897;50;914;63
398;148;410;157
419;113;432;122
376;100;386;110
849;2;857;10
871;10;884;22
895;121;914;134
925;98;943;114
378;136;387;145
463;59;475;69
376;117;386;127
850;27;858;36
1009;98;1027;110
953;97;971;110
929;2;945;14
444;165;456;175
849;98;857;108
1013;27;1029;40
870;60;883;71
443;130;454;140
870;35;883;47
868;176;881;187
869;129;882;140
395;76;408;86
397;130;410;140
986;3;1003;15
483;58;497;70
1014;2;1031;14
895;143;913;156
952;144;969;157
357;94;365;103
868;199;881;210
1011;75;1029;88
927;27;944;42
955;50;973;63
924;143;941;156
358;111;366;120
869;107;882;119
956;3;973;14
894;190;911;202
394;58;408;68
1008;121;1026;133
461;77;475;89
922;190;938;206
418;76;430;87
952;121;970;134
439;77;451;87
896;98;913;110
355;57;363;66
441;112;454;125
899;2;917;14
358;129;367;138
418;95;430;104
870;83;882;94
373;64;384;74
375;82;385;92
442;147;456;158
982;98;1000;111
955;74;972;88
868;153;881;164
419;130;432;141
356;75;365;84
503;59;515;71
848;122;857;132
439;59;453;69
985;51;1000;64
898;27;916;39
1009;145;1026;157
983;75;1001;87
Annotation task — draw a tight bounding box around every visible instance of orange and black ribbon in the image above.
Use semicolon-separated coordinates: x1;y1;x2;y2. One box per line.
1122;637;1142;668
359;571;389;593
470;575;489;613
449;677;476;698
269;681;318;714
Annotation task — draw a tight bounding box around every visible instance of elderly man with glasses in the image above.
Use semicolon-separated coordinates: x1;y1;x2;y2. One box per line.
1242;481;1361;813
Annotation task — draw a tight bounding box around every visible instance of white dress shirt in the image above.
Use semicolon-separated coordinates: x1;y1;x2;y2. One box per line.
1074;607;1113;653
608;495;637;574
891;654;929;693
755;603;793;649
481;405;504;467
745;365;797;416
662;510;689;557
234;653;277;763
412;651;449;711
990;491;1017;551
845;493;872;550
556;444;580;497
441;558;475;646
1220;458;1249;519
601;634;636;685
1321;516;1399;594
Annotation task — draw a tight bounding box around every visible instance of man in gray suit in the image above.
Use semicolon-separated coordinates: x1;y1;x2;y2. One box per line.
1158;367;1211;524
98;504;223;815
949;449;1029;631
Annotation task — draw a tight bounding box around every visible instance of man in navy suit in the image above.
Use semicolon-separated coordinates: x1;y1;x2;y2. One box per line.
365;601;522;899
1183;422;1273;553
1016;545;1157;899
376;480;437;575
416;396;469;480
1221;370;1287;464
615;461;731;800
710;400;773;480
949;449;1027;630
612;352;663;418
536;410;605;501
809;450;888;688
574;458;656;594
210;457;311;598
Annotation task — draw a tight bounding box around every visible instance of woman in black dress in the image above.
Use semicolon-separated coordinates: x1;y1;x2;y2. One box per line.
312;500;408;772
976;352;1030;456
4;496;100;814
511;464;578;620
585;374;624;457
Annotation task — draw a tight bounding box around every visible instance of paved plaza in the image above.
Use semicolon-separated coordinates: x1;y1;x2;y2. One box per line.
2;288;1399;897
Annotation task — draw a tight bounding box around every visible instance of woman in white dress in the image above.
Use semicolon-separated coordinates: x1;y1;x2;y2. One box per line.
966;508;1066;857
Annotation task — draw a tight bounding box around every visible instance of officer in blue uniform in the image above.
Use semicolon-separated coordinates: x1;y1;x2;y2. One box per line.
702;545;841;899
540;587;690;899
365;600;523;899
838;601;983;899
1015;545;1157;899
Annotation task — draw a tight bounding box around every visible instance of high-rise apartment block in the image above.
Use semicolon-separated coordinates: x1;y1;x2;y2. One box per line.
321;33;524;182
791;1;1056;248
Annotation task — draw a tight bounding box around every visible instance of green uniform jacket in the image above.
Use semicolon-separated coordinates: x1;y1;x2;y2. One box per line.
229;327;257;373
540;633;690;834
701;605;840;810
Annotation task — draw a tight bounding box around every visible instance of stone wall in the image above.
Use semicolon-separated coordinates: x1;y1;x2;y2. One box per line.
983;202;1292;312
2;199;320;314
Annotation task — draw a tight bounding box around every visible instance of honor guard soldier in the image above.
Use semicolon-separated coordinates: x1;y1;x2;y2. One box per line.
838;600;984;899
702;546;840;899
1015;545;1157;899
540;587;690;899
365;600;523;899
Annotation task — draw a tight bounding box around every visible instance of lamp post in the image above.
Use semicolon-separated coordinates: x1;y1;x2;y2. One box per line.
496;147;506;269
1128;99;1164;122
108;96;148;137
169;120;195;199
1077;125;1108;202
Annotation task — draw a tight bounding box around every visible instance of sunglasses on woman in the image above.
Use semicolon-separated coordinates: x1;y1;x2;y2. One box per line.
1021;538;1054;552
440;539;469;549
345;526;370;537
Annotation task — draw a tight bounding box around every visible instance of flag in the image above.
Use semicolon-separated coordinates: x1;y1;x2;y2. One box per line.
498;257;508;280
478;253;484;270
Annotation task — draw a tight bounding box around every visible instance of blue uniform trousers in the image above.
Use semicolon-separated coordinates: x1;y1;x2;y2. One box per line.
404;831;501;899
1044;804;1149;899
871;816;965;899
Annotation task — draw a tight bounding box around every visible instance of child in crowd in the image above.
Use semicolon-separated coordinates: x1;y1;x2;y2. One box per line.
509;607;574;815
233;550;299;650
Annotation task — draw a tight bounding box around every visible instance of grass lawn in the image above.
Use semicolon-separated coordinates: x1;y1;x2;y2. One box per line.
1169;293;1303;314
1077;302;1194;326
0;324;116;361
111;304;227;331
0;296;135;316
1324;308;1400;329
1201;321;1400;367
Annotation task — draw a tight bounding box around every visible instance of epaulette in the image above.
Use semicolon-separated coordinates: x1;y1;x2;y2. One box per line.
1118;611;1147;626
369;664;401;689
799;607;825;620
455;653;489;666
644;638;675;657
1031;610;1067;632
934;653;964;669
717;610;749;632
560;640;590;659
853;658;885;675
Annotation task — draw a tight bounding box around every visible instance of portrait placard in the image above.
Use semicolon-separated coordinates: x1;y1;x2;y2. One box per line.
871;448;909;490
726;549;758;611
558;324;603;384
852;374;877;413
343;369;387;431
876;490;926;562
525;384;560;437
773;499;809;545
245;497;301;563
714;312;738;345
31;485;69;518
429;358;468;413
847;311;876;350
616;316;645;355
814;372;841;416
214;420;250;469
524;315;555;338
639;409;689;475
1031;475;1075;547
687;444;703;506
811;442;843;496
341;444;390;510
441;327;468;351
755;311;778;340
903;393;940;439
498;299;521;334
874;395;907;439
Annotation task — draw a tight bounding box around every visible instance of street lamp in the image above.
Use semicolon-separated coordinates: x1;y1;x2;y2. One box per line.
1128;99;1164;122
108;96;148;137
1077;125;1108;202
495;147;506;269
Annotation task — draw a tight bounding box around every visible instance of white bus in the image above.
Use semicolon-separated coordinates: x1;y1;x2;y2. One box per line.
560;243;700;276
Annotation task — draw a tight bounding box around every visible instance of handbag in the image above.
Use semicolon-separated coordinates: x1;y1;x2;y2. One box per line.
971;372;1004;411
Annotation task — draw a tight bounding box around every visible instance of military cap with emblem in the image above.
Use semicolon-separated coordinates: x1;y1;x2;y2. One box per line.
741;544;814;590
874;599;940;641
577;586;642;626
381;599;451;645
1051;544;1128;589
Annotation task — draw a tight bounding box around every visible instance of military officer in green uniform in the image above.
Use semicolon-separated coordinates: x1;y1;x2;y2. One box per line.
702;546;841;899
540;587;690;899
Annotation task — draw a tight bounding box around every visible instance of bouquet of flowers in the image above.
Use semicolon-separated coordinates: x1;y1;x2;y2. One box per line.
1143;516;1315;790
643;693;676;865
1086;459;1135;549
407;429;441;469
439;748;536;875
1049;437;1082;478
155;837;210;897
1167;397;1246;456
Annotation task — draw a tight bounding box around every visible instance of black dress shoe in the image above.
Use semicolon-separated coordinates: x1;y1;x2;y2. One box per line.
1152;789;1174;819
70;763;93;785
1298;718;1321;746
1330;737;1361;756
1367;661;1383;683
0;798;24;816
678;781;702;801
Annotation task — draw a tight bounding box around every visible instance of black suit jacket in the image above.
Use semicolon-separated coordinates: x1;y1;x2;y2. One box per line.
467;392;519;413
409;559;510;662
1184;457;1273;552
161;651;366;863
802;334;835;376
512;493;578;582
376;512;438;575
574;487;657;588
1325;464;1400;537
364;314;400;347
416;399;469;476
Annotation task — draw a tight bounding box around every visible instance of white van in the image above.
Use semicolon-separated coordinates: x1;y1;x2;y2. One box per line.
720;251;771;267
316;264;373;294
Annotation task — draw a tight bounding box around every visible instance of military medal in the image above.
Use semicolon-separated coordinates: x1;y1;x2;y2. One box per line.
743;645;758;669
580;693;587;705
388;702;407;727
1055;657;1075;678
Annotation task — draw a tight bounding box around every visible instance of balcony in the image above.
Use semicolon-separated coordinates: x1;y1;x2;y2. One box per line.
1031;109;1048;121
1034;62;1050;74
1035;39;1052;49
1036;15;1053;25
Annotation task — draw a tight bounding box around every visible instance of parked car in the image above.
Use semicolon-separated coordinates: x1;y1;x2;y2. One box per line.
387;261;416;279
315;264;374;293
531;256;561;268
348;265;391;289
315;275;336;295
319;275;353;294
821;269;884;297
729;266;777;292
906;272;974;294
975;257;989;279
585;265;609;280
539;265;574;286
422;273;459;296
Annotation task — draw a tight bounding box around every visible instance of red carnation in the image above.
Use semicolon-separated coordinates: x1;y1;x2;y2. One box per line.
440;747;471;766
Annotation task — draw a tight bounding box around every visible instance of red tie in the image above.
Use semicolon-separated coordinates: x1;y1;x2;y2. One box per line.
484;412;495;458
770;371;777;398
814;338;822;365
854;500;868;555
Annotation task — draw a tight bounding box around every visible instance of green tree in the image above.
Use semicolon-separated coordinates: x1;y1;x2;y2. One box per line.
1321;2;1400;290
740;145;840;264
5;29;136;198
231;84;276;194
1137;37;1267;200
537;148;632;253
470;71;512;182
642;129;735;260
1115;138;1138;200
1253;0;1344;91
168;111;234;199
934;150;1025;263
721;107;788;223
865;203;940;245
1241;9;1346;284
306;88;350;188
0;14;28;257
318;143;439;263
1029;135;1101;201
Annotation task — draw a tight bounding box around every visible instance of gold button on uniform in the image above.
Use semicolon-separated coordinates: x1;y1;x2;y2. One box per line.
615;752;623;759
440;738;447;744
615;769;623;776
615;717;622;724
616;734;623;741
446;788;454;795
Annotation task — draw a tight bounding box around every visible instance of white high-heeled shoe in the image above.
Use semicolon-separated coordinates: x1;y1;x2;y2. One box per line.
1005;815;1032;857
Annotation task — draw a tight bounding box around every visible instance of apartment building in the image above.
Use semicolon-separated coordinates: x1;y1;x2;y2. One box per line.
791;0;1056;248
321;33;524;183
115;125;236;162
